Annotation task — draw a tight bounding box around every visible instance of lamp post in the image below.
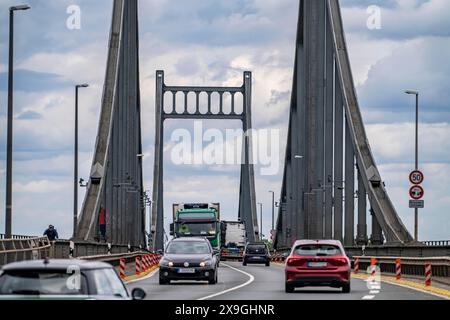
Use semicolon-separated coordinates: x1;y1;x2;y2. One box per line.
405;89;420;241
5;4;31;238
268;190;275;232
73;84;89;238
257;202;263;239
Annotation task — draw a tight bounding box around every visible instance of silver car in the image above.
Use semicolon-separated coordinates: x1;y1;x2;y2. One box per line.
0;259;146;300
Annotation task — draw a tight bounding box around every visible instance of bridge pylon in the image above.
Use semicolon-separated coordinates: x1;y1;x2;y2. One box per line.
274;0;413;249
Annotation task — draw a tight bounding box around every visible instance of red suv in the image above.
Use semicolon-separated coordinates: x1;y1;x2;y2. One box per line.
285;240;351;293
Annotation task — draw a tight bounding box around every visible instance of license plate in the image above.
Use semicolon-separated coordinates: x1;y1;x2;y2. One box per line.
178;268;196;274
308;262;327;268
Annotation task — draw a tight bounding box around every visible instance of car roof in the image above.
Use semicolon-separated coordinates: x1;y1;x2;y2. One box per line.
170;237;209;242
1;259;113;271
292;239;344;247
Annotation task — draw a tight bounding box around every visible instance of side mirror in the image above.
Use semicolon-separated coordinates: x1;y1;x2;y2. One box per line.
131;288;146;300
169;223;174;236
213;249;220;256
157;249;163;255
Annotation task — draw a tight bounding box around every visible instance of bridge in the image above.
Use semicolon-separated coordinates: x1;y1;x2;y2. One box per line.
1;0;449;301
73;0;414;251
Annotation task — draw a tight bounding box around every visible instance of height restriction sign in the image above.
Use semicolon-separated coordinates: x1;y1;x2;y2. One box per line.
409;185;424;200
409;170;424;185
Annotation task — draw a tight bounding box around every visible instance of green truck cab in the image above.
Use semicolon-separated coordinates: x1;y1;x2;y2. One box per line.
170;203;221;250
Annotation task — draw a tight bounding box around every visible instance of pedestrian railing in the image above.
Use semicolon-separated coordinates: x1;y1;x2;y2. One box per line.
422;240;450;247
0;234;38;240
0;236;52;266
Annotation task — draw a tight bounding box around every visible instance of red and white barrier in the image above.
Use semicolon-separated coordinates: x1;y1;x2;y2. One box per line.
143;255;149;271
354;257;359;274
135;257;142;275
150;254;155;267
119;258;126;279
425;263;432;286
395;258;401;280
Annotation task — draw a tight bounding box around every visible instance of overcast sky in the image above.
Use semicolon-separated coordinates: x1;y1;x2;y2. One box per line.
0;0;449;241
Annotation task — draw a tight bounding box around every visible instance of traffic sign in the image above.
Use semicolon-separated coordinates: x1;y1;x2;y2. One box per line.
409;170;424;185
409;185;424;200
409;200;424;209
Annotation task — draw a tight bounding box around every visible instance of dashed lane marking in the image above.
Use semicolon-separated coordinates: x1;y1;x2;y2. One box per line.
197;263;255;301
362;295;375;300
353;273;450;300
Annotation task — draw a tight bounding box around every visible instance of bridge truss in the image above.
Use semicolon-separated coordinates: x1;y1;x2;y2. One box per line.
274;0;413;249
151;71;260;250
76;0;146;246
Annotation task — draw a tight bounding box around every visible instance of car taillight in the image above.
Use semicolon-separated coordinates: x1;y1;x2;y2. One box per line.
286;257;305;266
332;257;349;266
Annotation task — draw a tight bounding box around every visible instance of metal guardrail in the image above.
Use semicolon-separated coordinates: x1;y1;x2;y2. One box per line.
0;236;52;266
0;234;38;240
422;240;450;246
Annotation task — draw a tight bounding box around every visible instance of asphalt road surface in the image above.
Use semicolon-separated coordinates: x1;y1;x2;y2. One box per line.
126;261;444;300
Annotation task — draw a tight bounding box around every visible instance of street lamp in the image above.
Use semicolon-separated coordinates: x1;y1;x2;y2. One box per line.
405;89;420;241
257;202;263;240
4;4;31;238
73;83;89;238
268;191;275;232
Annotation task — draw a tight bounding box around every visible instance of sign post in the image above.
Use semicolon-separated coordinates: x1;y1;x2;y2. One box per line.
409;170;424;242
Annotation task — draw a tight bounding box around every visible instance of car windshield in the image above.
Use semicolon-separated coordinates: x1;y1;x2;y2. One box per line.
246;245;267;254
293;244;342;256
176;222;216;236
86;269;128;298
0;269;88;295
166;241;210;254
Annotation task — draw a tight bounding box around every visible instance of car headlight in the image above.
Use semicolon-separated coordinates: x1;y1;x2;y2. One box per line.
200;260;212;267
160;259;173;267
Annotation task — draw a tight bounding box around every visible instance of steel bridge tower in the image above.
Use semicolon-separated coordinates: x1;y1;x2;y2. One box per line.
76;0;145;246
150;72;260;251
274;0;413;249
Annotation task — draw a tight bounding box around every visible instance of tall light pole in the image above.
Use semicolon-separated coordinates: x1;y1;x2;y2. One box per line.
405;89;419;241
268;191;275;232
257;202;263;239
5;4;31;238
73;84;89;238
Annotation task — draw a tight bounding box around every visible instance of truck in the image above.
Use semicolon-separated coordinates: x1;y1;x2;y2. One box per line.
220;221;247;261
170;203;221;250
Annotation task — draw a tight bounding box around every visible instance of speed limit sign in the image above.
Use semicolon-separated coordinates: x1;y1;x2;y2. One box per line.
409;170;424;185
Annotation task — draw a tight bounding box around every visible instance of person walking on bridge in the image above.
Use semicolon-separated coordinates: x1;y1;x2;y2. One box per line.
43;225;59;241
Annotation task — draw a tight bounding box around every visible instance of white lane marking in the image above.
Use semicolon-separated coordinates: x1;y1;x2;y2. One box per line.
370;290;380;294
124;268;159;284
362;295;375;300
379;280;450;300
197;263;254;301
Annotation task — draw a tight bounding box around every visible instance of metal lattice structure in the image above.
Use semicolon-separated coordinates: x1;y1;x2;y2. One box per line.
76;0;145;246
274;0;413;249
151;71;260;250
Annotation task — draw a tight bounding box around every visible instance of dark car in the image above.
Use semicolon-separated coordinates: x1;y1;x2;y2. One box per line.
0;259;146;300
243;242;270;266
159;237;219;285
285;240;351;293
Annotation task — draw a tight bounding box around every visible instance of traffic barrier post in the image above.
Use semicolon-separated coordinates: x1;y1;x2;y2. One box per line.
354;257;359;274
135;256;142;275
425;263;432;286
395;258;401;280
119;258;126;279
